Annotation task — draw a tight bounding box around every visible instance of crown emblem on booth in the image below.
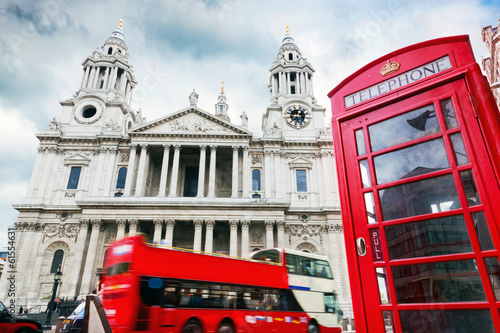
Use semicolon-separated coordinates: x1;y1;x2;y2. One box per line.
380;60;401;76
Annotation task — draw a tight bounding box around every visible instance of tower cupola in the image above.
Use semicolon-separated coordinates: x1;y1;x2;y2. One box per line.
215;82;230;120
76;19;137;107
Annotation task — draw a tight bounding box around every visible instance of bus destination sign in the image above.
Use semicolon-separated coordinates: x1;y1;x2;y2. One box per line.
344;55;452;108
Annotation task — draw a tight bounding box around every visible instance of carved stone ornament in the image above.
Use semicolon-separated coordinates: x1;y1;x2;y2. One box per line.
328;223;343;233
251;153;262;165
250;229;263;244
286;224;325;238
43;223;79;243
165;114;232;133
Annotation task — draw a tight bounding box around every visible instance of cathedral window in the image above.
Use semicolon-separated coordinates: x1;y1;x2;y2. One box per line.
50;249;64;273
108;47;113;55
291;86;296;94
67;166;82;189
116;167;127;189
252;169;261;191
296;169;307;192
289;53;293;60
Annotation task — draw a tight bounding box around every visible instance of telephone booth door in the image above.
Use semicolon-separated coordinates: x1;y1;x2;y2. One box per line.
329;36;500;333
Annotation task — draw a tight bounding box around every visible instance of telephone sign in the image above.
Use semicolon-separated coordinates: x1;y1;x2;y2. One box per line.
328;36;500;333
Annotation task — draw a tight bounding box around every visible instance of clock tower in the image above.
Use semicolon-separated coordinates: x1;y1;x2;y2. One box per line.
262;26;326;140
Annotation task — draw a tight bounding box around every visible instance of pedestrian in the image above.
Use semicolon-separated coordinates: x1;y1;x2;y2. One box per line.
18;306;23;315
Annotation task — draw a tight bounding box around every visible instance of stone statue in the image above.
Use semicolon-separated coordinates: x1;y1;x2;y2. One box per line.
240;111;248;127
48;117;59;130
189;89;199;106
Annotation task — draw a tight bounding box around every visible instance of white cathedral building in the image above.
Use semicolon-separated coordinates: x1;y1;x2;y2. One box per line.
0;22;352;315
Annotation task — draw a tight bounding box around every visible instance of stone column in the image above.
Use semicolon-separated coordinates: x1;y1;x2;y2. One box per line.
286;72;291;94
103;148;118;196
124;145;137;196
322;151;334;205
296;71;301;94
103;67;110;90
208;145;217;197
153;219;164;243
265;220;274;248
229;220;239;256
241;220;250;258
134;144;148;196
305;72;310;94
91;148;105;196
108;67;117;89
328;223;346;298
92;67;100;89
193;219;203;251
116;219;126;240
157;145;170;197
242;146;250;198
80;219;102;294
168;145;181;197
274;151;282;199
231;146;239;198
67;219;89;297
128;219;138;236
196;145;207;198
15;223;37;297
264;151;272;199
204;220;215;253
276;220;286;248
165;219;175;246
82;65;91;88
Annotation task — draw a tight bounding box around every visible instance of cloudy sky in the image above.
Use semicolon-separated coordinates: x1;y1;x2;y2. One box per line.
0;0;499;246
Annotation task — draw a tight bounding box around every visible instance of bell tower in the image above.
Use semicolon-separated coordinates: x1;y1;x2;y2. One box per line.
262;26;325;140
58;19;138;136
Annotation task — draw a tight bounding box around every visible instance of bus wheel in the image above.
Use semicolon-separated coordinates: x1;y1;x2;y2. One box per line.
218;322;234;333
308;322;319;333
183;318;202;333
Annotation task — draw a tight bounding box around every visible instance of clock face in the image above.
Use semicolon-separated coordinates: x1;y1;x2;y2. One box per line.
285;105;311;129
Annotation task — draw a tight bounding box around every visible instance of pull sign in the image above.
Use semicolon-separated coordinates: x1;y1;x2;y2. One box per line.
370;229;384;262
356;237;367;256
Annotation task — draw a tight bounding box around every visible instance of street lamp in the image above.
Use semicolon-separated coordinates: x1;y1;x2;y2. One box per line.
42;268;62;330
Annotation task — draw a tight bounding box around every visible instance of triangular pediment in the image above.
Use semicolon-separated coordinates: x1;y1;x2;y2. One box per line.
130;107;251;136
289;156;312;168
64;153;91;166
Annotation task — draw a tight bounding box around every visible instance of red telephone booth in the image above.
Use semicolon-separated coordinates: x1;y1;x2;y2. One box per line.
328;35;500;332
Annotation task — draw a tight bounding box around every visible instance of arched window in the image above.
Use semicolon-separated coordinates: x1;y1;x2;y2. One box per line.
252;169;261;191
50;249;64;273
289;53;293;60
108;47;113;55
116;167;127;189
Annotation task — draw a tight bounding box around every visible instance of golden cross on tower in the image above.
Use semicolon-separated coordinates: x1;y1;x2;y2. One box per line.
118;19;123;29
286;25;289;34
221;81;225;93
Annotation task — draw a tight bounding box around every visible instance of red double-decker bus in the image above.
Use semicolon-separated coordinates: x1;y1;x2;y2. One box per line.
100;235;341;333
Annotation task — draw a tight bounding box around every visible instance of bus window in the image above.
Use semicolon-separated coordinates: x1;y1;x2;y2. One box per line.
252;249;280;263
140;277;164;306
286;254;333;279
324;293;337;313
107;262;130;276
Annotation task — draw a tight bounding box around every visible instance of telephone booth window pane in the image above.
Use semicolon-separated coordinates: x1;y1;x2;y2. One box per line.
393;259;486;304
400;310;494;333
380;174;460;221
450;132;469;165
374;138;449;184
356;129;366;155
364;192;377;224
382;311;395;333
472;211;495;251
440;98;459;129
385;215;472;260
460;170;482;206
484;257;500;301
368;104;439;152
376;267;391;304
359;159;371;187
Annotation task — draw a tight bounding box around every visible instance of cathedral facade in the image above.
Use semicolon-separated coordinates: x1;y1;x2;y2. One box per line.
0;22;352;316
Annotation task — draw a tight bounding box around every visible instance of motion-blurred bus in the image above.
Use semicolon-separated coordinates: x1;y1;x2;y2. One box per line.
100;235;341;333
